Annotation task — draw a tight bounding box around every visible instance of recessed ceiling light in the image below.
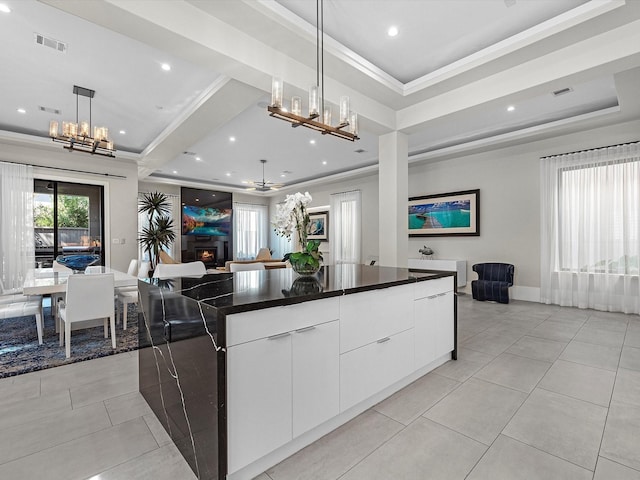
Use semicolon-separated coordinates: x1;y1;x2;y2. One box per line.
507;105;515;112
0;4;11;13
387;26;399;37
195;156;202;161
173;170;178;174
226;172;231;176
310;139;316;145
280;174;286;178
241;180;249;184
17;108;26;114
195;198;199;202
161;63;171;71
229;136;236;142
119;130;126;135
322;161;327;165
211;194;216;197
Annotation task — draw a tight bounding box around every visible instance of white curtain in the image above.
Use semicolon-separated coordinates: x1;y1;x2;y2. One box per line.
234;203;268;260
540;142;640;313
330;190;361;264
0;161;35;293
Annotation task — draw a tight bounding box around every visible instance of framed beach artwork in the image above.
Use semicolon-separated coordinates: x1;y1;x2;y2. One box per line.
307;212;328;240
408;189;480;237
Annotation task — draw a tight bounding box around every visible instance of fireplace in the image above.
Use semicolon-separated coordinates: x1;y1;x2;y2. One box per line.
195;247;217;267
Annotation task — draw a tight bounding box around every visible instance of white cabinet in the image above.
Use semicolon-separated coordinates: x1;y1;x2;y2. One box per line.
340;284;414;353
227;332;292;473
414;276;455;369
340;328;414;411
408;258;466;288
226;300;340;473
414;297;436;368
293;320;339;437
227;278;455;476
433;291;455;359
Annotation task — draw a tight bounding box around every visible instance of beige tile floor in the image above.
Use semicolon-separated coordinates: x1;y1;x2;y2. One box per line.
1;296;640;479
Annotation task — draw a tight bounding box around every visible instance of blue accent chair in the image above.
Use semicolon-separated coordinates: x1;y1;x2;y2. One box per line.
471;263;514;304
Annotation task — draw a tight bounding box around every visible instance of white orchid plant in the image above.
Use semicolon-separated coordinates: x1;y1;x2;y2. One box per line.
273;191;323;270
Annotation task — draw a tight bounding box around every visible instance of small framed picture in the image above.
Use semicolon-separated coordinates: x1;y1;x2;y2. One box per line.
307;212;328;240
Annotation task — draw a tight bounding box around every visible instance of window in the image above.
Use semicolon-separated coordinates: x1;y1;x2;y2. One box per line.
233;203;268;260
558;160;639;274
330;190;361;264
541;142;640;313
34;180;104;268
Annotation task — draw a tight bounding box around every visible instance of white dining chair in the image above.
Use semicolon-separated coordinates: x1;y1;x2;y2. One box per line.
153;261;206;279
0;292;44;345
84;265;103;274
137;261;150;279
58;273;115;358
230;262;266;272
51;260;72;329
114;259;140;330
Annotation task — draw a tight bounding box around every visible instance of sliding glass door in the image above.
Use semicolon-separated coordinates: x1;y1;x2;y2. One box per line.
34;180;104;267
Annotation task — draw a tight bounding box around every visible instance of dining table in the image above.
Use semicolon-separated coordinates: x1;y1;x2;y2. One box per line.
23;266;139;338
23;266;138;296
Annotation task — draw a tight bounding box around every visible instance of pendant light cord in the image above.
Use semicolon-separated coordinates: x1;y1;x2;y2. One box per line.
315;0;325;114
321;0;324;115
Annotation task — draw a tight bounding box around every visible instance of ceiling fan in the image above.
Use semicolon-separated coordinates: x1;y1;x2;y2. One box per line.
246;159;284;192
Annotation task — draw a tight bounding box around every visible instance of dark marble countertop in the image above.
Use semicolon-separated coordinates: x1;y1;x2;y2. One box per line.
145;265;454;316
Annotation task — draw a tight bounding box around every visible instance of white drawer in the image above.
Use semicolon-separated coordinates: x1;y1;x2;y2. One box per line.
340;284;414;353
340;328;414;412
227;297;339;346
414;276;454;300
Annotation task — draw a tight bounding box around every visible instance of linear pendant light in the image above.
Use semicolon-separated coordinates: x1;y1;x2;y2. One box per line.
267;0;359;142
49;85;116;158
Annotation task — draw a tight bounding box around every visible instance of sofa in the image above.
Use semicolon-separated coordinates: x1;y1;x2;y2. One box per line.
223;248;288;271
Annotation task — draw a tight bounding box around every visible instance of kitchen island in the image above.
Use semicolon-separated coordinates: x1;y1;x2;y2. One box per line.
138;265;457;480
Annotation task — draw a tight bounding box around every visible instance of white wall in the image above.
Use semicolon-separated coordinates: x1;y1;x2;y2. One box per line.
296;119;640;299
1;141;138;272
409;119;640;296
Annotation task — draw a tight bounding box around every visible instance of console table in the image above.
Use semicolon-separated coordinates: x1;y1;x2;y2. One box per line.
408;258;466;288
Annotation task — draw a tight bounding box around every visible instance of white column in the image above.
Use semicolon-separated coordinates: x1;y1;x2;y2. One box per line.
378;131;408;267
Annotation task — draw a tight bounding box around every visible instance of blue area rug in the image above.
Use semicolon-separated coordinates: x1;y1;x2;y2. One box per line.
0;304;139;378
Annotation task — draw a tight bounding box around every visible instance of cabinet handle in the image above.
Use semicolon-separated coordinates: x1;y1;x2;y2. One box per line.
267;332;291;340
295;326;316;334
377;337;391;344
427;294;438;299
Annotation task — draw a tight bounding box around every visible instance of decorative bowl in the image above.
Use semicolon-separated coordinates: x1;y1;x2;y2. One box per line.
55;254;101;272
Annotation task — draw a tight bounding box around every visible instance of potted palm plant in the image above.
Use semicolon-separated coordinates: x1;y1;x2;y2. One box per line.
138;191;176;274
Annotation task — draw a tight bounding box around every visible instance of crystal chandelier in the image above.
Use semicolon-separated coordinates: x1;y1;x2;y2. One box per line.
267;0;359;142
49;85;116;158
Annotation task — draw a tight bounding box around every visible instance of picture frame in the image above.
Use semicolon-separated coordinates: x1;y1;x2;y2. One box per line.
408;189;480;237
307;211;328;240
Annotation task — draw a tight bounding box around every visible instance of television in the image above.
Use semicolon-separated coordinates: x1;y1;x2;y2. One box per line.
182;205;231;236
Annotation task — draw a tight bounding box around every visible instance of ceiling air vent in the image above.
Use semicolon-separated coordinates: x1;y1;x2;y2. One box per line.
354;148;366;154
553;87;573;97
38;106;61;115
34;33;67;53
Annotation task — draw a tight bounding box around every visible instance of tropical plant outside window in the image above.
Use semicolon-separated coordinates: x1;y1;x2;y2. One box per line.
34;194;89;228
